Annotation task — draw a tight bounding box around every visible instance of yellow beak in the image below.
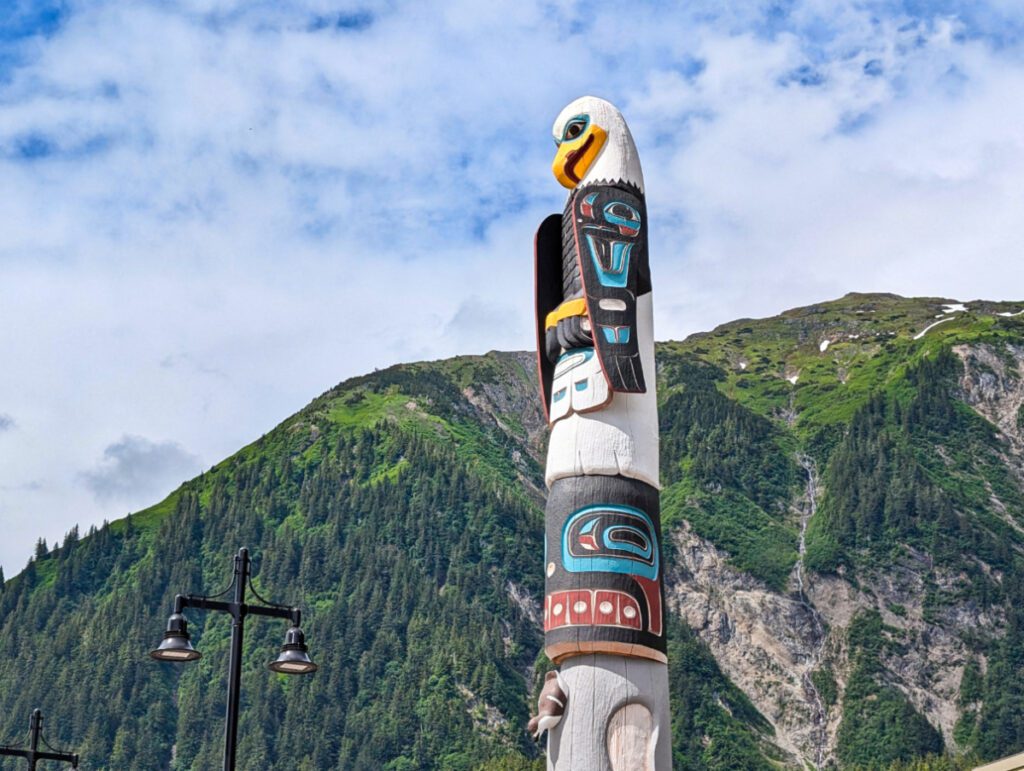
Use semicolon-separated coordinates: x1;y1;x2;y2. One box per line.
552;123;608;189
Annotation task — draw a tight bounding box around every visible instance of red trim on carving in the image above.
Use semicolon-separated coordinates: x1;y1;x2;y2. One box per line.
563;133;594;185
635;577;662;637
534;225;550;423
544;589;644;632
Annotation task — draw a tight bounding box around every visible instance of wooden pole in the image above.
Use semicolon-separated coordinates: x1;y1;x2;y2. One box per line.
551;655;670;770
532;96;671;770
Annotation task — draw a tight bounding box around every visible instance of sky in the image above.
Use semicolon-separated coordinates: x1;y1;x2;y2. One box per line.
2;0;1024;575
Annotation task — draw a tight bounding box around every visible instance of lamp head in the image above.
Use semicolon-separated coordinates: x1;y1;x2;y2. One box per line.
149;612;201;662
269;626;317;675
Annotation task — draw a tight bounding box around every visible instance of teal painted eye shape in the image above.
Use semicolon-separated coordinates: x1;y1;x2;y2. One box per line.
561;115;590;143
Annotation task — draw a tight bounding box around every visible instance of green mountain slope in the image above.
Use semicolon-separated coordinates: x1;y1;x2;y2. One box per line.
0;353;778;770
1;293;1022;770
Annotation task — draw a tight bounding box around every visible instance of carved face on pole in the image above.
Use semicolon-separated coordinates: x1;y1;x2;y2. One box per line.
549;97;646;192
552;113;608;189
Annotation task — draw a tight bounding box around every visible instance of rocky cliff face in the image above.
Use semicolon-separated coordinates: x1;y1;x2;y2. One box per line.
670;521;828;766
956;343;1024;484
672;525;1003;768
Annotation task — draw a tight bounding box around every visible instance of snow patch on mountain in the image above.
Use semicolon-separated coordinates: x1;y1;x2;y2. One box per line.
914;317;954;340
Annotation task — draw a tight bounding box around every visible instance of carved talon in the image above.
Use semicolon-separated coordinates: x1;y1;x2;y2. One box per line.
528;670;568;739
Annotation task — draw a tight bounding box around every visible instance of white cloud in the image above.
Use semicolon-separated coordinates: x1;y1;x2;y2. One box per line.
1;0;1023;571
80;435;202;503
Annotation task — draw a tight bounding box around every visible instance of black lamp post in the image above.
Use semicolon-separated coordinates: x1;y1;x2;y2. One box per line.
150;546;317;771
0;709;79;769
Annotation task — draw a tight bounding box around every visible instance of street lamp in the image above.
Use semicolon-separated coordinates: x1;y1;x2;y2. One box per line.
151;611;200;661
268;625;317;674
150;546;317;771
0;709;79;769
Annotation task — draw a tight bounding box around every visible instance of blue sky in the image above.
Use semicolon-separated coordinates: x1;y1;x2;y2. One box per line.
2;0;1024;573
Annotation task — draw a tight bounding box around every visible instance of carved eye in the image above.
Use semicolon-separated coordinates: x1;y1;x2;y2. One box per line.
561;115;590;143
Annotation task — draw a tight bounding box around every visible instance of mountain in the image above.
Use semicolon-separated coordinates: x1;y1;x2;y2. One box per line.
1;293;1022;770
662;293;1024;768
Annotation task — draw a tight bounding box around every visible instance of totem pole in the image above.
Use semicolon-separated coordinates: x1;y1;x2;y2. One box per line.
529;97;671;769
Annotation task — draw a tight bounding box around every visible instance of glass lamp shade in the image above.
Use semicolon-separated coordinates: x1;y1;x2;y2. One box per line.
269;626;317;675
149;613;201;662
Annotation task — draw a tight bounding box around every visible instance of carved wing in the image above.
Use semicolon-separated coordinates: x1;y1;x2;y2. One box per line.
535;213;564;419
570;184;650;393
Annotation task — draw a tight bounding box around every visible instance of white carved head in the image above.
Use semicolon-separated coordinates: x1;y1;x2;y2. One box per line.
551;96;644;194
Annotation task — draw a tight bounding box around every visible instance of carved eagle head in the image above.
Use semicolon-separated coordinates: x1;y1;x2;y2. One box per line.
551;96;644;193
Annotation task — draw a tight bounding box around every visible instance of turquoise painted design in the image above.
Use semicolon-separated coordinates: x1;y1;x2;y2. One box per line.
561;504;659;581
553;388;567;402
603;201;641;235
585;235;632;288
604;525;651;559
554;347;595;376
601;326;631;344
574;381;588;392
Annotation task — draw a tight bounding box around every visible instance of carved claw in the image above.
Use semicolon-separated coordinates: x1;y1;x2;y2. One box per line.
528;670;568;740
